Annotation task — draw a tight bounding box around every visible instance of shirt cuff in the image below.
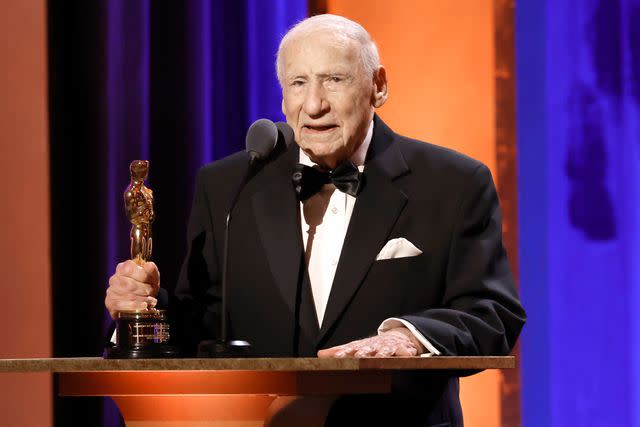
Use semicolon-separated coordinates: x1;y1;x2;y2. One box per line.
378;317;441;356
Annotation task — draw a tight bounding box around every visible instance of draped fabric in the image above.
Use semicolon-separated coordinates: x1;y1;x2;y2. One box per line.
49;1;306;425
517;1;640;426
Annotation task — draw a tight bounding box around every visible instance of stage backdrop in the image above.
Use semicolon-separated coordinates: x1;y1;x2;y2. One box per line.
326;1;519;426
48;0;521;425
48;1;306;425
518;0;640;426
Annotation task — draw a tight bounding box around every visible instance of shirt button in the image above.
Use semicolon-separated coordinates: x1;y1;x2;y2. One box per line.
331;207;338;214
330;259;338;266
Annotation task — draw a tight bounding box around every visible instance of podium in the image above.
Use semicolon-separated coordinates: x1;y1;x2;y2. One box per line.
0;357;514;426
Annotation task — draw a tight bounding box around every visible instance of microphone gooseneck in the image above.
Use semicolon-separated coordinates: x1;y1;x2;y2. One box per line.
202;119;281;357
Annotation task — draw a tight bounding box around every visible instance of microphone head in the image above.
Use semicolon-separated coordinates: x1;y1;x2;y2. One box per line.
245;119;278;162
275;121;295;148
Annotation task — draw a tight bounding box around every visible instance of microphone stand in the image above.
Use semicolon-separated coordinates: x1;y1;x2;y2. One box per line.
197;156;258;357
197;119;289;358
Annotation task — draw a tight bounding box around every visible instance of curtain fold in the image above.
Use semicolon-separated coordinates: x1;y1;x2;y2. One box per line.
49;1;306;425
518;0;640;425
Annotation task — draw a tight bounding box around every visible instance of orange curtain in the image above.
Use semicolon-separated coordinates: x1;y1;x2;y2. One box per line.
327;1;501;425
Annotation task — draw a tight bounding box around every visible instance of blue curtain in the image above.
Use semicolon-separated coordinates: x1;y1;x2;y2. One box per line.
48;1;306;425
104;0;306;300
103;2;307;425
517;0;640;426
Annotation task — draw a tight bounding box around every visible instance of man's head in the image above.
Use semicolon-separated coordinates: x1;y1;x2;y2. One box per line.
276;14;388;169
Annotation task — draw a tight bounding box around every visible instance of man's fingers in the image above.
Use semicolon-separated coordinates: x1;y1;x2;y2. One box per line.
319;334;423;359
142;262;161;288
394;345;418;357
317;346;345;358
114;260;159;285
112;299;150;313
373;346;394;358
106;294;156;317
106;289;156;305
321;343;365;358
334;347;356;358
106;261;161;320
115;260;136;275
382;328;425;354
318;344;358;358
108;275;155;297
353;345;375;358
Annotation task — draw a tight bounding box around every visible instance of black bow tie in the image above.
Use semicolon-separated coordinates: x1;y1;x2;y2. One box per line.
293;161;363;201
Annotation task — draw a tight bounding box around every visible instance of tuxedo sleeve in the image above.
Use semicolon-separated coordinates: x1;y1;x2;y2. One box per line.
401;164;526;356
159;167;223;356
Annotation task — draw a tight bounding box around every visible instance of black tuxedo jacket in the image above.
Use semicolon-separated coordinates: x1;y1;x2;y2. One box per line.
163;116;526;426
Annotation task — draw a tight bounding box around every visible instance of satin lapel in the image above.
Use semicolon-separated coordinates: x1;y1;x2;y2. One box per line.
318;118;410;342
251;144;302;318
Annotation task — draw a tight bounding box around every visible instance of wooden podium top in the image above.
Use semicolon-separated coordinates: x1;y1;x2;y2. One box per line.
0;357;516;404
0;356;514;372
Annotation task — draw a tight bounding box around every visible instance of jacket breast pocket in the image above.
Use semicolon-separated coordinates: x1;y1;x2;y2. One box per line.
363;253;435;314
369;252;426;277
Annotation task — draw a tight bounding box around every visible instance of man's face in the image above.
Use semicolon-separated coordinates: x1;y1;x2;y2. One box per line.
281;32;386;169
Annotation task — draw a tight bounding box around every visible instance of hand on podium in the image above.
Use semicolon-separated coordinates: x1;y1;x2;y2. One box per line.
317;327;425;358
105;260;160;319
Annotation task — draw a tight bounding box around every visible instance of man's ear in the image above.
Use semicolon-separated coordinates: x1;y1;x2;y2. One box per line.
281;98;286;116
372;65;388;108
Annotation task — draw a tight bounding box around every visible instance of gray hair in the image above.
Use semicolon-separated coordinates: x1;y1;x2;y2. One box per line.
275;14;381;86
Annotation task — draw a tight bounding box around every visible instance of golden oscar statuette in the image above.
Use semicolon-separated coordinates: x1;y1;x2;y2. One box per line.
105;160;178;358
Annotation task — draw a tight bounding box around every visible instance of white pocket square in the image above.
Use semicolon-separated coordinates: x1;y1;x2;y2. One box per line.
375;237;422;261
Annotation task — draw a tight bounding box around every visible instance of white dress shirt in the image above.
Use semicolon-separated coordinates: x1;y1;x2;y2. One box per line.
299;121;440;356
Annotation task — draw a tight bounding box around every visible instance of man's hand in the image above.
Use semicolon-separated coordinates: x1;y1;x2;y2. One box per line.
317;327;425;358
105;260;160;319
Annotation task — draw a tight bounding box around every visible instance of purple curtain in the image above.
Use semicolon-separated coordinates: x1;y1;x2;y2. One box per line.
518;0;640;425
48;1;306;425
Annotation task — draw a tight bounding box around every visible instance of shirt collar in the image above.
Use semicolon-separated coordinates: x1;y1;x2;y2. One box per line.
299;120;373;172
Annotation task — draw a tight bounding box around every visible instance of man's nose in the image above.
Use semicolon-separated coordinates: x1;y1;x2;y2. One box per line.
302;83;329;117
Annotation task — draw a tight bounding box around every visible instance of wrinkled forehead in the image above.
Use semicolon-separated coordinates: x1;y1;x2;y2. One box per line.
282;31;363;76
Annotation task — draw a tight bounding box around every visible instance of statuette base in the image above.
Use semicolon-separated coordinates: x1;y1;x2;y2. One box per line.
104;309;179;359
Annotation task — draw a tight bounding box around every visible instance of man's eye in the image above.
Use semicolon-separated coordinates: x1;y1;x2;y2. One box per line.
291;80;304;86
330;76;342;83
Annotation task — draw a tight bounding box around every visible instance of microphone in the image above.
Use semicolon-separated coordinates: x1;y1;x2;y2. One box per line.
198;118;281;357
246;118;279;164
275;121;295;148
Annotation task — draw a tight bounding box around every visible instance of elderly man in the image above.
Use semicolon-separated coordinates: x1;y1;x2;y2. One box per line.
106;14;525;426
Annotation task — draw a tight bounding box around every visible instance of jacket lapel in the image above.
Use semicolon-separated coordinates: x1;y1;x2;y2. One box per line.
318;117;410;343
251;144;302;318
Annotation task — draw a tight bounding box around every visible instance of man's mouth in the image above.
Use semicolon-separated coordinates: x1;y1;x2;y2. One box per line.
303;124;338;133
